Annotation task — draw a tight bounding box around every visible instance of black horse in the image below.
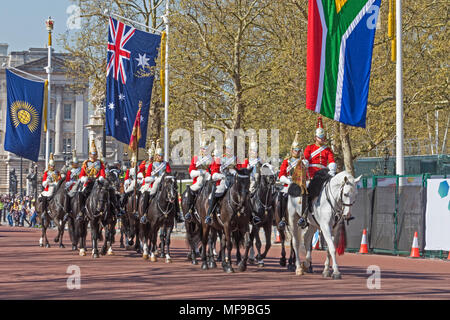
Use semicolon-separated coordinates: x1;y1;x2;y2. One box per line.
140;173;178;262
84;178;116;258
239;164;277;271
36;178;67;248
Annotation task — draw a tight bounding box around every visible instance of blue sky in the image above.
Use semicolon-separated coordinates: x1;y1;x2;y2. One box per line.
0;0;74;53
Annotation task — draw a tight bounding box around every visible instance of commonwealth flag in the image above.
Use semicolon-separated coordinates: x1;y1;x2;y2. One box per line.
4;69;45;162
306;0;381;128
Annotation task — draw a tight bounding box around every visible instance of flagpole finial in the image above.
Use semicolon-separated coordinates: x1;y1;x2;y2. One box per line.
138;101;143;109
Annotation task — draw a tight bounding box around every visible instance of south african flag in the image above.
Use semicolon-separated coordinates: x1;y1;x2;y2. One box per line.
306;0;381;128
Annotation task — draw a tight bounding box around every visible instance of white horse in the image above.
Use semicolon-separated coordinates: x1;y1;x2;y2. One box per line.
287;171;361;279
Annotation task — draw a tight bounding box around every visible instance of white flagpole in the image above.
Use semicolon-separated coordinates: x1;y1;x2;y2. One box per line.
45;17;54;169
395;0;404;182
163;0;170;162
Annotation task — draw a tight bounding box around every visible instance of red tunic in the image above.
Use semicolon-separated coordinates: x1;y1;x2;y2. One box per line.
189;156;211;184
144;162;172;187
304;143;335;179
236;158;249;170
278;158;297;187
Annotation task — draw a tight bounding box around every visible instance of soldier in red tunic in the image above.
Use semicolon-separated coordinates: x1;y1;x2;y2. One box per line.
63;150;81;221
184;130;212;222
277;131;307;230
303;117;336;179
300;117;337;227
40;153;60;215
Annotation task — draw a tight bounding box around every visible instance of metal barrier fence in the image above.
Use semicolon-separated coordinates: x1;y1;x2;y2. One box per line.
346;174;448;258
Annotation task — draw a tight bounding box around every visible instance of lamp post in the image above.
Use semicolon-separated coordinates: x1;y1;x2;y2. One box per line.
45;17;54;169
163;0;170;162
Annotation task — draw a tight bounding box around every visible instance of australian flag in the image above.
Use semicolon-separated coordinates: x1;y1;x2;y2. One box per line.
4;69;45;162
105;17;161;148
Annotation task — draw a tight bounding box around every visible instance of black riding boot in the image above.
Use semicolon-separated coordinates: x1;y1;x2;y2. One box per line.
205;194;219;225
174;193;184;223
278;193;288;230
63;195;71;222
297;196;310;229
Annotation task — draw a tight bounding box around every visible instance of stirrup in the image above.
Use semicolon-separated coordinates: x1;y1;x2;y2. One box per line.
205;215;212;225
184;213;192;222
252;215;261;225
297;217;308;229
278;220;286;230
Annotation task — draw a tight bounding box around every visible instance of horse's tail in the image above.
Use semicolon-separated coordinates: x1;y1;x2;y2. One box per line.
336;219;346;256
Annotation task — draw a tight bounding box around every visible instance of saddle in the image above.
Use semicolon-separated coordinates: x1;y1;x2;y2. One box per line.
307;169;332;212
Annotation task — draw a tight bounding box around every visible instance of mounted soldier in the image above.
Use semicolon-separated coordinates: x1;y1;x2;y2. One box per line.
79;140;106;190
138;141;156;216
40;153;61;215
277;131;308;229
63;150;81;221
184;129;212;222
144;139;183;223
237;137;261;196
205;137;238;225
302;117;337;227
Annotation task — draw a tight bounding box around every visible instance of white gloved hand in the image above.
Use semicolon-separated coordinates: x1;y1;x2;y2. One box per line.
80;176;88;184
212;173;225;181
302;159;309;168
42;180;49;188
98;176;105;183
328;162;337;176
279;175;291;185
190;170;200;179
137;172;144;179
204;172;211;181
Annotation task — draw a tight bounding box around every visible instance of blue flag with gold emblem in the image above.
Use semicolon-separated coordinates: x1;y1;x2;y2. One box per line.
4;69;45;162
105;17;161;148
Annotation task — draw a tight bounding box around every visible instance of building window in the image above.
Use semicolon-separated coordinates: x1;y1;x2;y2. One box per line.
64;104;71;120
63;138;72;153
49;137;53;154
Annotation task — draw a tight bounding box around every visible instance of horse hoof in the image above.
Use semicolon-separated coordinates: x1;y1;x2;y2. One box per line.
72;245;77;251
238;262;247;272
279;258;286;267
201;262;209;270
249;258;255;265
92;253;99;259
225;266;234;274
287;264;296;272
150;256;157;262
208;261;217;269
120;243;125;248
45;244;51;248
166;258;172;264
59;244;65;249
322;271;332;278
332;273;342;280
159;253;165;259
296;268;304;276
128;240;134;246
54;238;59;243
258;262;264;268
143;254;149;260
79;249;86;256
107;250;114;256
39;244;44;247
191;259;198;265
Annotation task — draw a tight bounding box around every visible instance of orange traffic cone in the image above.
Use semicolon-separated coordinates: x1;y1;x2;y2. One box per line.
275;230;281;243
410;232;420;258
359;229;369;254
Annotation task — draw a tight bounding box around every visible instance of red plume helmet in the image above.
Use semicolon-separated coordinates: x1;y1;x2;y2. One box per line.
315;116;325;139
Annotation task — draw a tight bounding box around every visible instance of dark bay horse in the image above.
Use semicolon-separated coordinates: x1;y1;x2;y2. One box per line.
181;184;202;265
84;179;116;258
239;164;277;271
36;178;67;248
122;188;141;253
141;174;178;263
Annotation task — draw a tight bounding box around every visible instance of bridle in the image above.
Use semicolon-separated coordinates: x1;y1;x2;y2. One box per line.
251;175;274;224
156;178;176;218
227;173;249;215
324;178;356;217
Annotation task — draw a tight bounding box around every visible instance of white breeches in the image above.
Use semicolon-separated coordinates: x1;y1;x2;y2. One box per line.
215;179;226;195
149;176;163;195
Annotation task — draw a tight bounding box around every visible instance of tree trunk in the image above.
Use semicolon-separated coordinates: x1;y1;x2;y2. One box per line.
339;122;355;176
331;122;344;172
